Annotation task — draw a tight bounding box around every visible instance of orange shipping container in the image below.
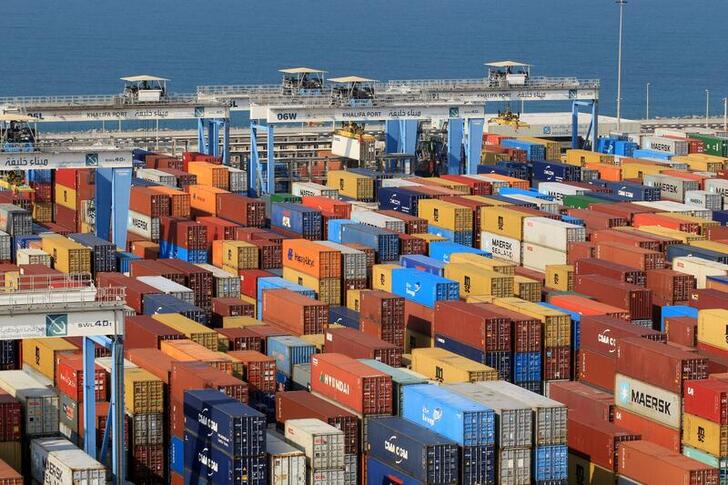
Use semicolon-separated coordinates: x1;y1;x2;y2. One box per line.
633;213;701;235
188;162;230;190
301;196;352;219
148;186;191;218
159;339;238;375
585;162;623;181
186;185;229;215
282;239;342;279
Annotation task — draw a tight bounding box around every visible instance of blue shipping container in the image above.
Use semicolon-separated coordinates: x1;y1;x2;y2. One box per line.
498;187;555;201
266;335;316;376
142;293;210;325
401;384;495;446
462;444;496;485
183;434;266;485
428;242;486;263
513;352;542;383
427;225;473;246
400;255;445;276
495;161;532;180
531;160;581;182
500;139;546;162
601;180;661;202
329;306;360;330
170;436;184;475
485;194;538;208
390;268;459;308
367;416;459;484
340;223;399;262
534;444;568;482
377;186;426;215
183;389;266;457
659;305;698;332
116;252;141;274
633;149;672;160
327;219;356;243
270;202;322;239
366;457;422;485
712;210;728;225
666;244;728;264
159;240;208;263
434;334;511;380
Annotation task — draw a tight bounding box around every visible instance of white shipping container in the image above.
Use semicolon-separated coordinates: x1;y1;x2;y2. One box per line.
380;178;421;188
350;211;406;234
672;256;728;289
643;136;689;156
136;168;176;187
331;133;375;163
684;190;723;211
499;193;561;214
310;468;345;485
267;431;306;485
642;174;699;202
522;217;586;252
537;182;590;202
705;178;728;197
653;128;689;138
632;200;712;219
127;210;160;241
94;357;137;373
16;248;51;266
228;167;246;193
284;418;345;471
291;182;339;198
31;438;77;484
521;242;567;272
44;449;106;485
136;276;195;304
349;201;379;212
0;370;59;436
195;263;241;297
481;232;522;264
614;374;681;429
0;230;10;262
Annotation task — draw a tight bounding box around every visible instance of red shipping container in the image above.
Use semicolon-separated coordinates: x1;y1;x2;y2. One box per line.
158;259;214;310
249;239;282;269
0;390;22;441
568;416;640;471
544;345;571;380
125;348;176;384
262;289;328;335
614;227;680;252
684;378;728;425
440;175;493;195
344;243;375;269
170;361;248;407
129;444;164;483
548;381;614;423
377;210;428;235
567;241;596;264
484;305;542;353
590;202;656;221
360;290;405;349
567;208;628;230
130;186;170;217
618;441;718;485
217;328;263;352
157;168;197;187
55;353;107;402
595;242;665;271
228;350;276;393
54;204;79;232
398;234;427;256
616;337;708;394
197;216;240;245
246;325;291;353
239;269;275;299
216;193;266;228
548;295;631;321
689;288;728;310
96;273;161;314
324;327;401;367
591;228;663;253
647;269;697;306
433;301;511;352
665;316;697;348
277;390;360;455
707;226;728;241
578;348;616;392
310;353;392;415
574;274;652;320
404;300;435;337
574;257;647;286
174;220;208;250
212;297;255;318
613;407;681;453
633;212;701;234
513;266;545;285
580;315;664;356
129;259;186;285
302;196;352;219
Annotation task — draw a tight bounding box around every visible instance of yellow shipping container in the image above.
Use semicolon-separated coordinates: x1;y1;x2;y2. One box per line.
346;289;365;311
546;264;574;291
494;297;571;347
565;149;614;167
405;329;433;353
697;309;728;351
691;240;728;254
326;170;374;200
513;276;542;302
282;267;341;305
671;155;724;173
418;199;473;232
372;264;400;292
222;241;259;270
480;206;530;240
449;252;516;275
682;412;728;457
300;334;325;352
463;195;512;206
634;225;706;244
54;184;77;210
568;452;616;485
41;235;91;274
620;162;664;179
659;212;719;234
152;313;218;350
222;315;264;328
444;263;514;298
32;202;53;223
465;295;497;304
22;338;78;380
686;153;728;171
421;177;470;194
124;368;164;414
518;136;561;161
411;348;499;383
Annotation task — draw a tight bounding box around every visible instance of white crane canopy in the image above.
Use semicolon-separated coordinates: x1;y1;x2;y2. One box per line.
120;75;170;82
485;61;530;68
329;76;376;83
0;114;37;122
279;67;326;74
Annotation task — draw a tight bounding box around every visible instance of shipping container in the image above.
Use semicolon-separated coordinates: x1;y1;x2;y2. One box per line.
284;418;345;471
262;289;328;335
411;348;499;383
266;431;306;485
618;440;719;485
0;370;58;436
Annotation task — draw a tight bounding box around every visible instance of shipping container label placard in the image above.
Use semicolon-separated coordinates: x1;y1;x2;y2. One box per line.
0;310;121;339
615;373;681;429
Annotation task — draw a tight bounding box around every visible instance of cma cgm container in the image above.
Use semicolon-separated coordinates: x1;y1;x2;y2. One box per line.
367;416;460;484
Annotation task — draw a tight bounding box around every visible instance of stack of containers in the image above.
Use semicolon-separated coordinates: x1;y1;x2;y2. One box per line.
265;431;306;485
359;290;405;351
40;235;91;274
124;366;165;482
326;170;375;201
522;217;586;272
228;350;277;417
183;389;266;484
261;289;328;335
159;218;208;263
281;239;342;305
418;199;474;246
316;241;368;303
357;360;427;416
54;169;94;232
339;223;399;262
285;418;346;483
67;233;116;274
324;327;401;367
411;347;500;383
266;335;316;390
682;376;728;477
30;437;106;483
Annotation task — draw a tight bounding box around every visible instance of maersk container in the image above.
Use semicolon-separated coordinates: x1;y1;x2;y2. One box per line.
538;181;590;202
643;173;699;202
30;438;78;483
402;384;495;446
267;336;316;377
366;457;421;485
183;389;266;457
326;219;355;244
271;202;322;239
367;416;460;484
329;306;360;329
522;217;586;252
427;225;473;246
358;359;427;416
400;254;445;276
291;181;339;198
377;186;427;215
390;268;459;308
0;370;59;436
644;136;689;156
340;223;399;262
444;382;533;448
128;210;160;240
667;244;728;265
601;180;661;202
428;241;486;263
256;277;316;319
532;160;581;182
684;190;723;211
481;231;521;264
266;431;306;485
434;334;512;381
184;432;267;485
534;444;568;482
513;352;542;383
633;148;673;160
351;210;406;234
500;139;546;161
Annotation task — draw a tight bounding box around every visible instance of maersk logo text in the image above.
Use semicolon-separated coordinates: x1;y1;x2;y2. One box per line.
619;381;672;416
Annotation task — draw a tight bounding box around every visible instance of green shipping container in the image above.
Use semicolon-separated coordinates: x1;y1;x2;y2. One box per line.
561;194;611;209
690;134;728;157
269;193;302;204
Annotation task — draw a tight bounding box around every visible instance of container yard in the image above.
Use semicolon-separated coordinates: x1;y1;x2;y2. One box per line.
0;47;726;485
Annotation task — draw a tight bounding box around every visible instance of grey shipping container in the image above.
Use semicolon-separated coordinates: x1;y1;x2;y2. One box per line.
292;363;311;390
284;418;345;471
642;173;699;202
0;231;11;261
0;370;59;436
316;241;368;280
266;431;306;485
196;263;241;298
499;446;532;485
445;382;533;448
136;276;195;305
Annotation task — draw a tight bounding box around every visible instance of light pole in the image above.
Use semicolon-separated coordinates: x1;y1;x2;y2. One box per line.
723;97;727;132
646;82;650;120
705;89;710;128
616;0;627;131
